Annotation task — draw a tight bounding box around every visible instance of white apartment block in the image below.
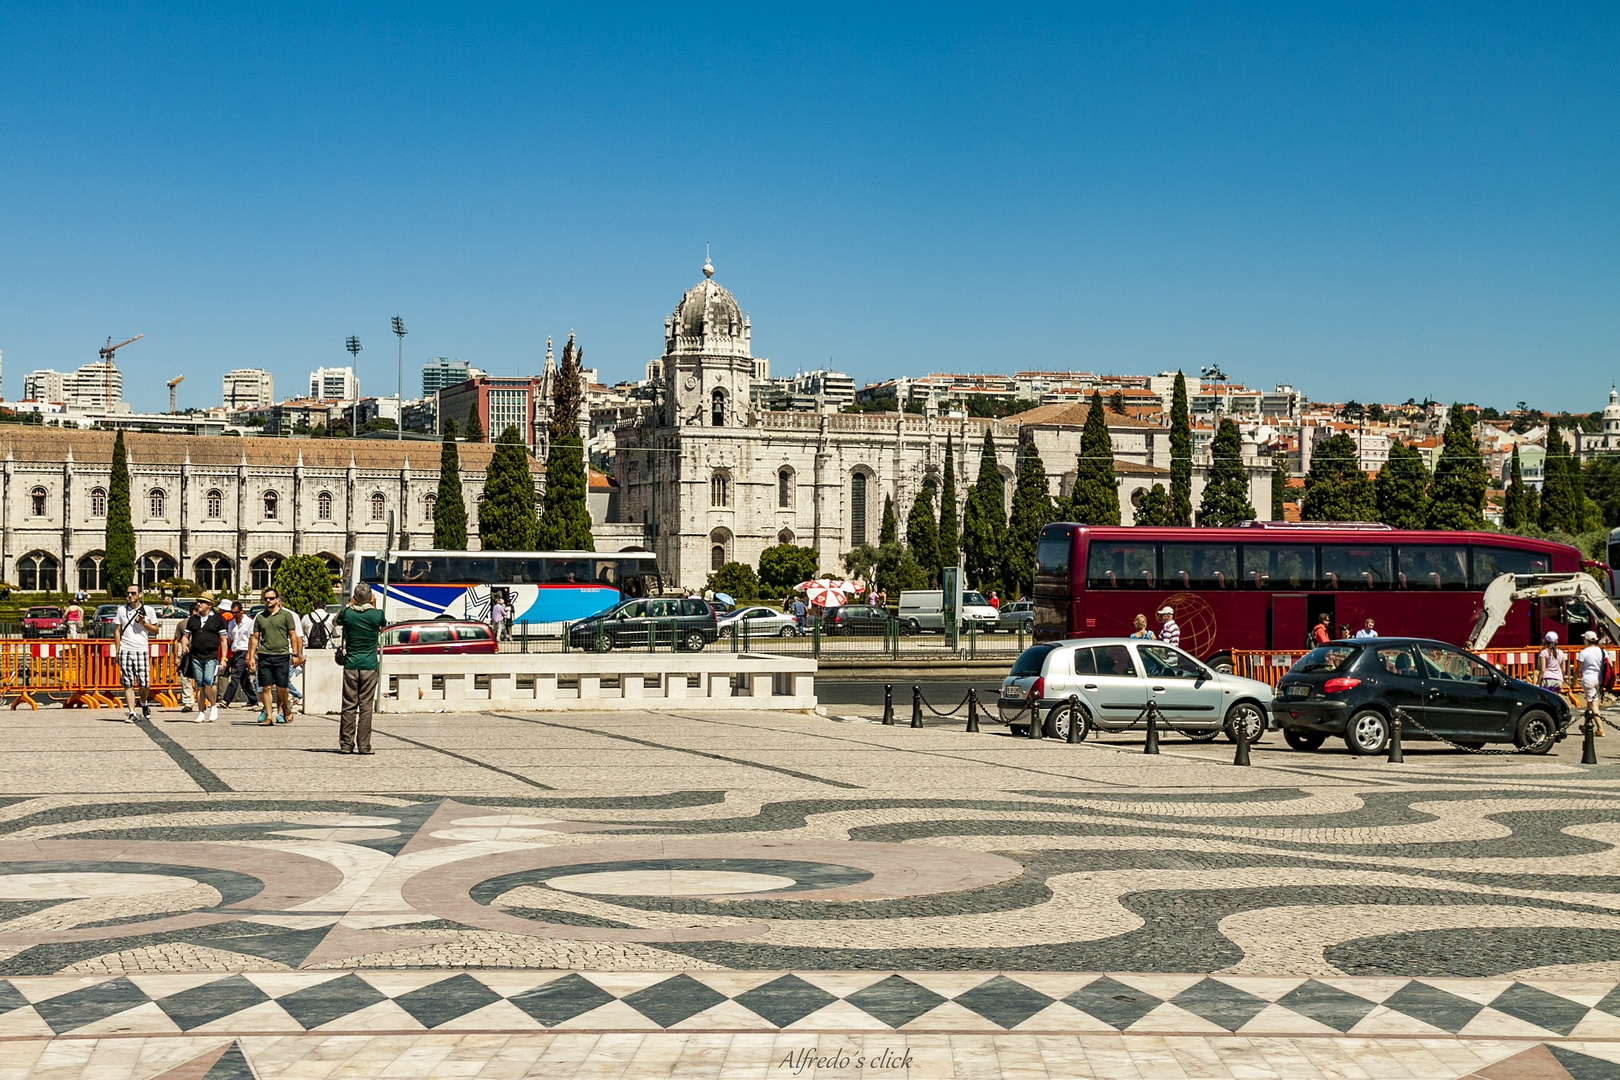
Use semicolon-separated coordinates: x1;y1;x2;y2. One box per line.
222;368;275;410
23;370;67;404
67;362;124;411
309;366;360;401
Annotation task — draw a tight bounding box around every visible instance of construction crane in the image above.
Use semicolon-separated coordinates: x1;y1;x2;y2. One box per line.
167;375;184;415
98;334;143;412
1467;573;1620;651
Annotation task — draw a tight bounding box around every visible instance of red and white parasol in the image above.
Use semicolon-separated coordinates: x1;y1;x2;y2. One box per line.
795;578;866;608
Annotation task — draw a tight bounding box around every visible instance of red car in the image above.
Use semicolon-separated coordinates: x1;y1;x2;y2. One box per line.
379;620;498;655
22;606;65;639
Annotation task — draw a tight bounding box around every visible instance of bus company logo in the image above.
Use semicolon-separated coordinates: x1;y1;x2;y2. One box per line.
1162;592;1217;656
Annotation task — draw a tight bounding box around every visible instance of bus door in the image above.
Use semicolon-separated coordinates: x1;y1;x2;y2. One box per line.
1270;594;1307;650
1306;595;1336;645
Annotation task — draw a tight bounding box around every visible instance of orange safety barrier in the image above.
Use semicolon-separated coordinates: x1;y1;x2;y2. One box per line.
1232;650;1309;688
0;639;181;711
1236;644;1620;693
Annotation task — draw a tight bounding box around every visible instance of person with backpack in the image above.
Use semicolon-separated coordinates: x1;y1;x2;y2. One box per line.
302;603;335;653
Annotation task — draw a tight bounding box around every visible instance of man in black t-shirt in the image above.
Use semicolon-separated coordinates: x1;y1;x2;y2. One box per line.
178;593;230;723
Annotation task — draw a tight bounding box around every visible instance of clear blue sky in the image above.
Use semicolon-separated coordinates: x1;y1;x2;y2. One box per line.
2;3;1615;413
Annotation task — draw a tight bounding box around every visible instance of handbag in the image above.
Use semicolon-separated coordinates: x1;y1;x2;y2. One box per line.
334;646;347;666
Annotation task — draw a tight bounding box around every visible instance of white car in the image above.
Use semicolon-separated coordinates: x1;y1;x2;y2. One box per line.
997;637;1273;743
718;605;801;638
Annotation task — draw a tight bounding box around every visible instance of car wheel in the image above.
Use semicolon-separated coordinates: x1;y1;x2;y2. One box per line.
1209;653;1235;675
1224;702;1266;744
1516;710;1555;755
906;618;921;634
1284;729;1326;752
682;631;706;652
778;626;795;637
1043;700;1091;741
593;635;613;653
1345;709;1389;755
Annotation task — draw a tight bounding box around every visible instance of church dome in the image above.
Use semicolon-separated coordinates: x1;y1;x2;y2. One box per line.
665;257;751;357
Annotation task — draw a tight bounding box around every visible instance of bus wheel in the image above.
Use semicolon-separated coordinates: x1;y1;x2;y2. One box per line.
1209;652;1235;675
1224;703;1265;744
1345;710;1389;755
682;631;707;653
1284;729;1326;752
1516;711;1555;755
1044;702;1090;741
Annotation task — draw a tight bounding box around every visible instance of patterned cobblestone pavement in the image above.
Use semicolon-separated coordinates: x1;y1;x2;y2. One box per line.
1;703;1618;1077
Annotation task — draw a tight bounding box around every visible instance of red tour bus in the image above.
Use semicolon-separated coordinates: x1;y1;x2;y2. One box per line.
1033;522;1587;670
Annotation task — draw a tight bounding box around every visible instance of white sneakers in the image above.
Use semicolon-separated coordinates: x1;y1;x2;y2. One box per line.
193;710;207;723
207;704;218;722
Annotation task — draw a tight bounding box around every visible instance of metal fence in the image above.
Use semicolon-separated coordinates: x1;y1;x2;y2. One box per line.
495;618;1034;659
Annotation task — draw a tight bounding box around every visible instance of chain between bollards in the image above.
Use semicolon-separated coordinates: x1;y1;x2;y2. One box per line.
882;684;895;726
965;688;980;732
1066;694;1083;743
1388;711;1404;764
1233;708;1251;767
1144;699;1160;755
911;686;924;728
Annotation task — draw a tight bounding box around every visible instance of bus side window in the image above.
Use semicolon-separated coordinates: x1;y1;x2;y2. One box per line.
1398;545;1467;589
1321;546;1392;590
1162;544;1237;589
1241;545;1315;589
1471;545;1552;586
1086;543;1157;589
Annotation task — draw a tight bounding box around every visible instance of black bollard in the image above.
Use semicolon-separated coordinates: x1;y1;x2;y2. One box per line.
1066;695;1082;743
1583;712;1599;765
882;684;895;726
1027;700;1042;739
965;688;980;733
911;686;924;728
1388;712;1404;764
1233;710;1251;767
1144;699;1160;755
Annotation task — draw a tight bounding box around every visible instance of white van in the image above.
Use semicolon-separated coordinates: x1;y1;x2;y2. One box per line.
898;590;1000;634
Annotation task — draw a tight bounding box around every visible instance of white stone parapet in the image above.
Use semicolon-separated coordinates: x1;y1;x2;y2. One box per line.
304;652;816;714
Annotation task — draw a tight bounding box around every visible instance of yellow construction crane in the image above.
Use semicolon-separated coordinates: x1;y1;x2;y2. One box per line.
98;334;143;411
167;375;184;415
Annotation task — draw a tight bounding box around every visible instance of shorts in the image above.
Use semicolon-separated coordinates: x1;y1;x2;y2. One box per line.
185;656;219;687
256;654;292;689
119;650;149;689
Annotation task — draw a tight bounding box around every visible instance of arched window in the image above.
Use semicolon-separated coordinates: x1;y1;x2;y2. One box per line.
371;492;386;521
29;487;46;517
263;491;278;520
77;553;104;593
424;494;437;520
778;529;795;546
250;554;281;591
317;491;333;520
18;551;59;592
778;468;793;508
205;489;222;518
850;472;868;547
148;489;166;519
711;388;726;427
138;552;177;589
194;554;232;592
712;544;726;570
710;529;731;570
90;487;106;517
319;553;343;581
710;471;729;508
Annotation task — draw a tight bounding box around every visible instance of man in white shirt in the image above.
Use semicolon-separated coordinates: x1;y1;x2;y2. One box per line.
116;585;160;724
222;607;257;708
1157;606;1180;648
1577;630;1608;736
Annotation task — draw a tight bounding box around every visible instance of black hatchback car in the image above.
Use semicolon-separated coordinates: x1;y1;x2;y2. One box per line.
567;596;718;652
1275;637;1571;755
819;604;901;635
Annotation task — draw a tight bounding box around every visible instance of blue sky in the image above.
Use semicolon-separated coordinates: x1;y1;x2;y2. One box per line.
1;3;1615;413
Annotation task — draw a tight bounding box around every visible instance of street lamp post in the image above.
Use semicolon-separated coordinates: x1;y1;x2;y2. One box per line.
391;317;407;441
345;337;363;436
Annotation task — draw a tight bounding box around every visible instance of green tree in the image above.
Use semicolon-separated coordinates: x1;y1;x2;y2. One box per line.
479;427;538;550
270;554;335;615
1271;454;1288;520
1540;419;1580;533
1375;439;1428;529
1169;371;1193;526
906;490;939;584
1067;392;1119;524
705;561;759;603
1109;389;1125;414
938;435;960;573
1004;441;1054;597
1301;433;1375;521
1199;418;1256;526
961;430;1007;591
1133;483;1171;526
878;495;897;545
550;333;585;442
1426;403;1489;530
534;436;594;550
433;425;468;549
758;543;819;598
1502;445;1531;531
464;404;484;443
1585;456;1620;527
104;430;135;595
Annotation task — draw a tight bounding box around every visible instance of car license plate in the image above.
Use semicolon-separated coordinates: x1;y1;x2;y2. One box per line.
1285;685;1311;698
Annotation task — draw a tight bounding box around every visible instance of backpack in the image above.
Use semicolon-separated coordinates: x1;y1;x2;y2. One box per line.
1605;654;1616;692
307;612;331;650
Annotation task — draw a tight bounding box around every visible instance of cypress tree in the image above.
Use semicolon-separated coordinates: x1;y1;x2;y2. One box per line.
1271;453;1288;521
961;430;1006;591
1301;433;1376;521
1005;441;1055;597
1169;371;1193;526
878;495;897;545
1539;418;1580;532
1426;403;1489;530
535;335;594;550
433;425;469;549
464;403;484;443
906;490;939;585
1503;445;1530;531
479;427;538;550
1375;439;1428;529
1199;418;1256;526
1133;483;1171;527
104;430;135;595
551;333;585;442
938;435;959;573
1067;392;1120;524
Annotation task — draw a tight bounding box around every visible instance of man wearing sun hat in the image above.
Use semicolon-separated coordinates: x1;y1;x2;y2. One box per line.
1157;605;1180;648
177;592;230;723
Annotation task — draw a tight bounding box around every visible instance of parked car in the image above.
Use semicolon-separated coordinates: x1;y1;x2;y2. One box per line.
380;620;498;655
1274;638;1570;756
22;606;65;639
819;604;902;635
997;638;1273;743
996;599;1035;633
718;605;800;638
92;604;120;638
567;596;718;652
897;589;1000;633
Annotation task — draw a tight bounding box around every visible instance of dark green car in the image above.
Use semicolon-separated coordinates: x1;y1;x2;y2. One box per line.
568;597;718;652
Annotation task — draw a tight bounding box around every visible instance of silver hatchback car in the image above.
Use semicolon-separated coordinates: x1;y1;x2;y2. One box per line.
997;638;1274;742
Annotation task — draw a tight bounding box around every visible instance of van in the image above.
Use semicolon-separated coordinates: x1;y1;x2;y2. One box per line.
898;590;1000;634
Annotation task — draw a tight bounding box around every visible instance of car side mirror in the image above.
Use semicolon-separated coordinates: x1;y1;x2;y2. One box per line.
1487;672;1500;689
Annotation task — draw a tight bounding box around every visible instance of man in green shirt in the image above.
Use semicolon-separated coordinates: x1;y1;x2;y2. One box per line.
334;583;388;754
247;587;304;726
